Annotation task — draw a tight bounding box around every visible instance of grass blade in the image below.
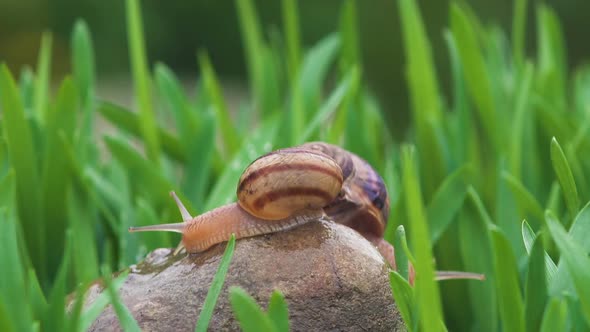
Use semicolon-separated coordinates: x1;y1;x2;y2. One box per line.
393;225;409;280
267;291;290;332
389;271;414;330
450;3;498;151
540;298;568;332
125;0;161;164
546;211;590;325
0;64;45;280
398;0;446;196
511;0;527;67
235;0;267;115
490;227;525;332
521;220;557;282
197;52;239;156
195;235;236;332
98;101;185;162
41;78;78;275
503;172;545;222
401;145;444;332
34;32;52;124
79;273;128;331
298;33;340;116
427;165;471;243
524;235;547;332
459;188;497;332
550;137;580;221
0;207;32;332
102;267;141;332
299;67;357;143
229;287;276;332
281;0;301;84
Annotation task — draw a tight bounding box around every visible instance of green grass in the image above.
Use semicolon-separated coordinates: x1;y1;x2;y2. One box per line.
1;0;590;330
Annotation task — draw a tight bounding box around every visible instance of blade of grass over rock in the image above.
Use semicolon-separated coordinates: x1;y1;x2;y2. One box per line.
34;32;52;123
79;272;128;331
427;165;471;243
540;298;568;332
195;234;236;332
550;137;580;222
525;236;548;332
281;0;301;84
101;267;141;332
401;145;444;332
451;3;498;152
389;272;415;330
198;52;239;156
267;291;290;332
0;64;45;281
521;220;557;282
398;0;445;197
98;101;185;162
125;0;161;165
229;287;276;332
546;211;590;325
491;227;525;332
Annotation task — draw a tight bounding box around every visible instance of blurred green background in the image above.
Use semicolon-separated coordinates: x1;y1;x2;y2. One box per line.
2;0;588;137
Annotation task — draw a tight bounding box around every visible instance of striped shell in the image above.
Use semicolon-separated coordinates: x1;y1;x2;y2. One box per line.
237;142;390;239
237;147;344;220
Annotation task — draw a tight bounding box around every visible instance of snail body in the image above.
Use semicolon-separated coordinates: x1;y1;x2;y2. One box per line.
129;142;392;260
129;142;484;282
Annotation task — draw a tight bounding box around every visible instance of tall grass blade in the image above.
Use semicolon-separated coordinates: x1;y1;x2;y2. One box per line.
491;227;525;332
546;211;590;325
102;267;141;332
524;236;547;332
401;145;444;332
389;272;415;330
34;32;52;124
0;64;45;280
281;0;301;84
550;137;580;222
398;0;446;196
125;0;161;164
540;298;568;332
197;52;240;156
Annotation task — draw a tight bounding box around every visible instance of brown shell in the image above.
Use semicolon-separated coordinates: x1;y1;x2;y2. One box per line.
237;147;344;220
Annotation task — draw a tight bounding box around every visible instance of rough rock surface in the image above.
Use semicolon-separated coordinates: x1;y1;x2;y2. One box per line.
86;219;405;331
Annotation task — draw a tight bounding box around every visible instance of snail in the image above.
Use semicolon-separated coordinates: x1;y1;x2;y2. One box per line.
129;142;484;282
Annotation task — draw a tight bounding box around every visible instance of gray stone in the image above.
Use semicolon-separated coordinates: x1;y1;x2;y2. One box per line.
86;219;405;331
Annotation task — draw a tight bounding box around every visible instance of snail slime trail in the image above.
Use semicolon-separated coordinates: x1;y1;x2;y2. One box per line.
129;142;485;283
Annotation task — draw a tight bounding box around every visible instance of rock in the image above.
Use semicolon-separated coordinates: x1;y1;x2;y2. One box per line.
86;219;405;331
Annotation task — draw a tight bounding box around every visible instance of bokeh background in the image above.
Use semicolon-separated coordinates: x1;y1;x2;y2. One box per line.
1;0;588;137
